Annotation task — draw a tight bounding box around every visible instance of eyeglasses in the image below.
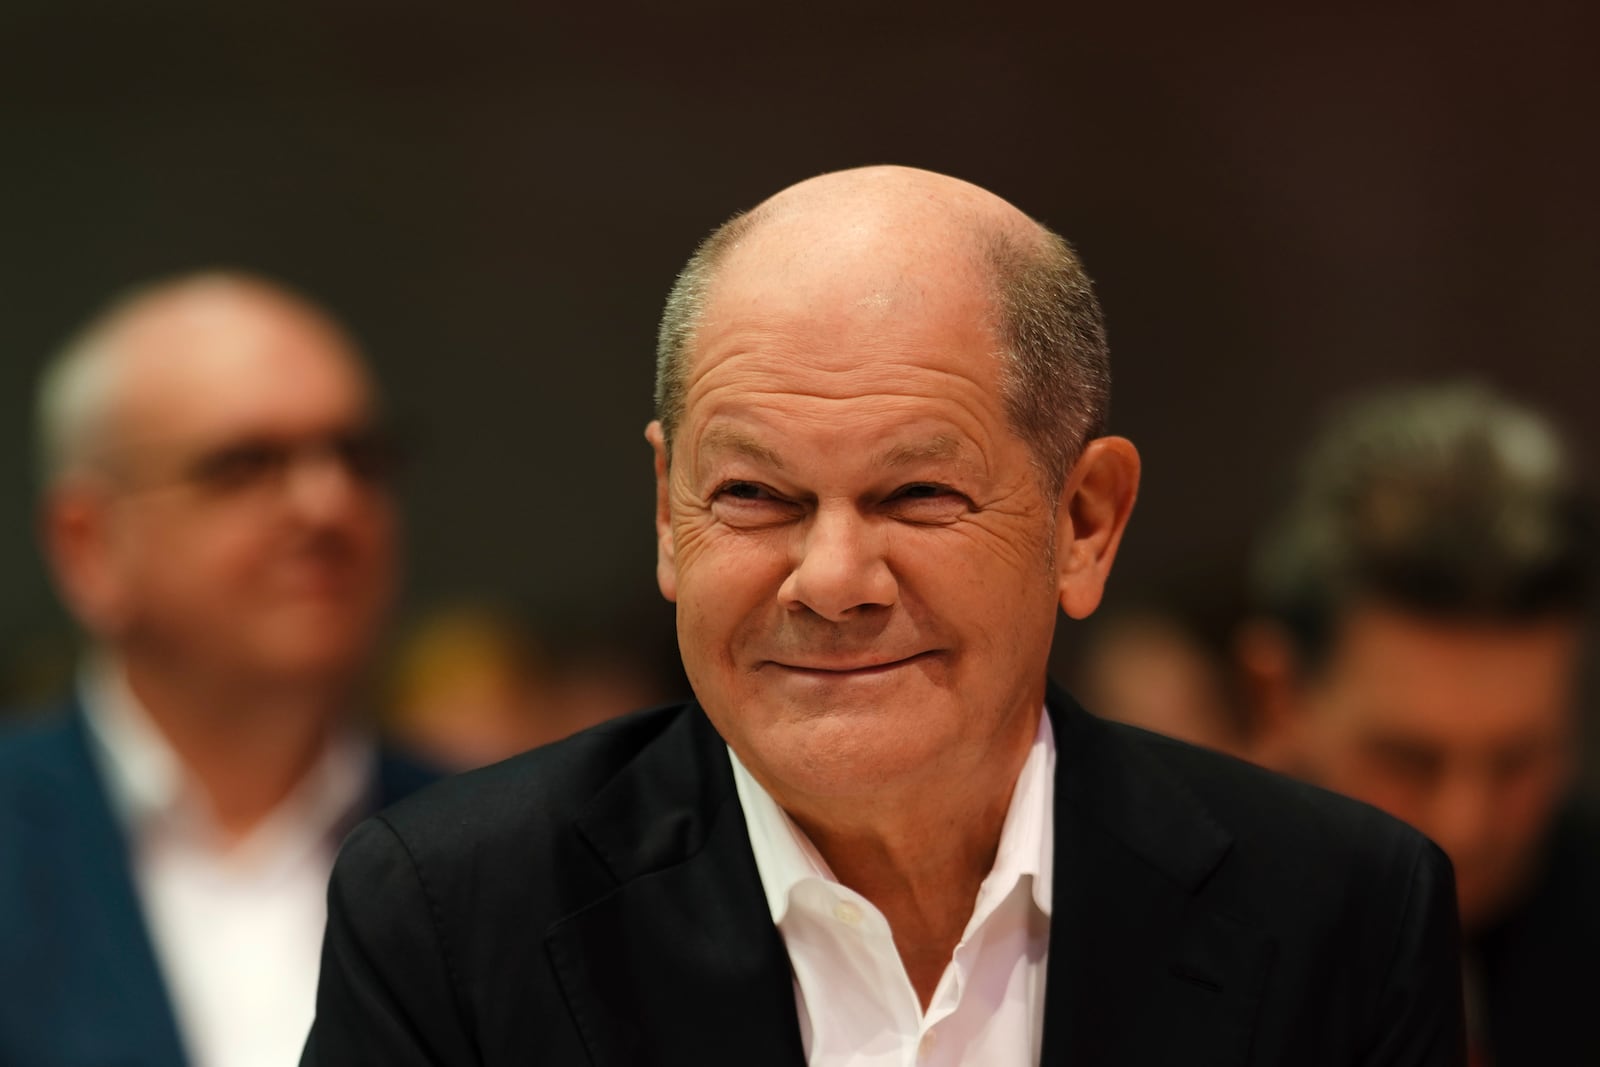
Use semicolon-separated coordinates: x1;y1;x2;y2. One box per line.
101;426;405;499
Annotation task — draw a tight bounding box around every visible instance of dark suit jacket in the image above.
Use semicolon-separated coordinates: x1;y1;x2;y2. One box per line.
0;701;436;1067
302;686;1465;1066
1473;802;1600;1064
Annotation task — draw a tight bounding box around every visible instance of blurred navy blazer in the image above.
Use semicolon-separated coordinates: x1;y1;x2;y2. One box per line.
0;700;435;1067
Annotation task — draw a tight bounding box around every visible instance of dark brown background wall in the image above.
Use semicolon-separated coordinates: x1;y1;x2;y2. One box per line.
2;1;1596;701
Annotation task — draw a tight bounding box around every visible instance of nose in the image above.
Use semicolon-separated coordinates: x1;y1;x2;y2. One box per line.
777;504;897;622
283;445;370;524
1427;767;1498;868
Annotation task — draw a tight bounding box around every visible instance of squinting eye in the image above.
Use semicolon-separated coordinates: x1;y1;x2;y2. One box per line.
713;481;800;506
888;483;969;522
709;481;799;528
892;483;964;504
720;482;771;501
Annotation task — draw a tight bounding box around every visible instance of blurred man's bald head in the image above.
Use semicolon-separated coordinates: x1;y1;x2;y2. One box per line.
36;272;370;487
655;166;1109;490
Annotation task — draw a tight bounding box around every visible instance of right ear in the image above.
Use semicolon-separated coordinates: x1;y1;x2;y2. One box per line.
40;482;128;635
1052;436;1141;620
644;421;678;603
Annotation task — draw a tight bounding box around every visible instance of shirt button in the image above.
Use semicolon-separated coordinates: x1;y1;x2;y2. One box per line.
919;1031;937;1058
832;899;864;926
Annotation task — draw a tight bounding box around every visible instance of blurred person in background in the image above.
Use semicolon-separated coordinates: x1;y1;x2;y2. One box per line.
1073;606;1251;759
385;604;551;770
384;604;674;770
0;272;436;1067
533;625;683;745
1240;381;1599;1066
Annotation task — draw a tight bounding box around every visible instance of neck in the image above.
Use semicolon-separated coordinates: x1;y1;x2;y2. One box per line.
781;708;1039;1008
116;652;348;838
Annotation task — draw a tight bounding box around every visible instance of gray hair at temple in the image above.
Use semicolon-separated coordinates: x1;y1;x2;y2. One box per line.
34;289;135;488
1249;382;1595;668
653;209;1111;492
33;271;353;488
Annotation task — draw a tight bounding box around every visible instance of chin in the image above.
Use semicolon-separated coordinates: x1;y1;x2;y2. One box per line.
738;707;954;801
250;629;371;684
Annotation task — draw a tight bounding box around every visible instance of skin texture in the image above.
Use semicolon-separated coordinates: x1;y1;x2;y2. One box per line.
1251;604;1579;931
648;166;1139;1002
43;279;397;833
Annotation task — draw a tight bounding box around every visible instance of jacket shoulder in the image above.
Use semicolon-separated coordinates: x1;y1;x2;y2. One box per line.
323;702;706;994
1087;718;1463;1059
375;702;692;846
1097;719;1456;955
1135;725;1434;863
0;709;93;801
347;702;707;916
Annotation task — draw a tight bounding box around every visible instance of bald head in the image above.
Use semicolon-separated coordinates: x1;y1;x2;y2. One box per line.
736;165;1040;254
655;166;1109;489
36;272;371;487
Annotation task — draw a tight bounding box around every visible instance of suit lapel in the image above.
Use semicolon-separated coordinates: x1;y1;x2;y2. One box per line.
542;691;1274;1067
19;707;190;1066
546;706;805;1067
1041;688;1272;1067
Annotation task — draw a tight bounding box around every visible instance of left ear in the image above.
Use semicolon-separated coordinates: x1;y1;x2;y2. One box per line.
1054;436;1140;620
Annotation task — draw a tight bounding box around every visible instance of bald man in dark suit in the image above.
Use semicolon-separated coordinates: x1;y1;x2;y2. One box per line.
303;168;1464;1066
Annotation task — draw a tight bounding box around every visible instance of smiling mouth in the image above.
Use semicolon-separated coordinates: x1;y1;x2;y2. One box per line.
769;651;936;676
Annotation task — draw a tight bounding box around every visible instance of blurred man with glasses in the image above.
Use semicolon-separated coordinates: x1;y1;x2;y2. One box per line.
0;272;434;1067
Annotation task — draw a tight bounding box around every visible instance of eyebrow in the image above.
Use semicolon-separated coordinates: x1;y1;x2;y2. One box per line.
878;434;963;467
699;426;786;469
697;427;965;472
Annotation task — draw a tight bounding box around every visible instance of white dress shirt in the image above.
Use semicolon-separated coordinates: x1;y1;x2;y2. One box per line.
80;658;373;1067
731;708;1055;1067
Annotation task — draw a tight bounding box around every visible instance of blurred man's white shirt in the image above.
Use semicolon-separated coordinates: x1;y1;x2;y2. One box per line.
731;707;1054;1067
81;657;372;1067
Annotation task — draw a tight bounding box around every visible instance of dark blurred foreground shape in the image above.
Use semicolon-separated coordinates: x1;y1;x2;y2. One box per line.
1240;381;1600;1065
0;273;435;1067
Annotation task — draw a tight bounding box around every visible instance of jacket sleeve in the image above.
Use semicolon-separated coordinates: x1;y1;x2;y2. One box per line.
1362;838;1467;1067
301;816;479;1067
